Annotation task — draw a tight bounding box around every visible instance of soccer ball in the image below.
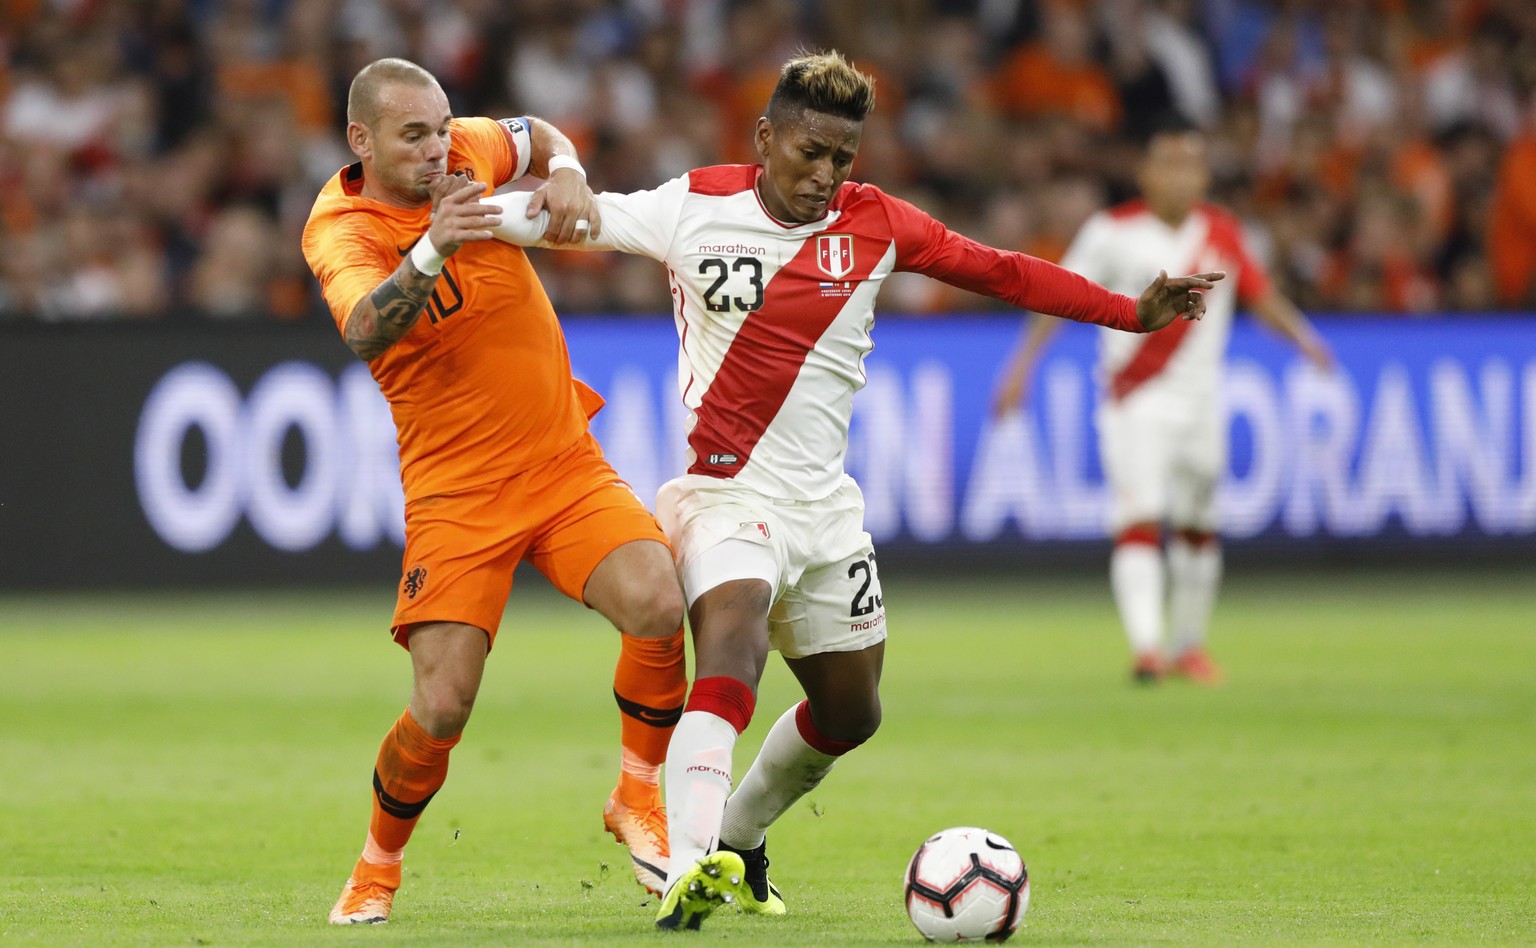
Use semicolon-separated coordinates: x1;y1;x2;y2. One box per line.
903;827;1030;942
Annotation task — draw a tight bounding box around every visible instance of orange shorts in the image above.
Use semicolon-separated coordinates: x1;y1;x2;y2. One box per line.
390;432;669;649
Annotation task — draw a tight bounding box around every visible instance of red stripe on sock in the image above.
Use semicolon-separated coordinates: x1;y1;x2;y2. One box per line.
1116;523;1162;548
685;676;755;734
794;700;863;756
1174;528;1218;548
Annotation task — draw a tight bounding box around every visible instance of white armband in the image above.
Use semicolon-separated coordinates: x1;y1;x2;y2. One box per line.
545;154;586;178
409;233;447;275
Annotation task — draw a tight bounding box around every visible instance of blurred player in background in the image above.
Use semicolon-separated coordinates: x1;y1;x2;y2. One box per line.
300;58;686;924
489;51;1222;930
993;120;1333;685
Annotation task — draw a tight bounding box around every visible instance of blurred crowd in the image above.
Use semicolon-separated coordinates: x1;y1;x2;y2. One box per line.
3;0;1535;322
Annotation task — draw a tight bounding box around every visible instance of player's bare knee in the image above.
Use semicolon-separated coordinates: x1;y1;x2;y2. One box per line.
623;580;685;639
843;706;882;744
414;686;477;737
818;701;881;745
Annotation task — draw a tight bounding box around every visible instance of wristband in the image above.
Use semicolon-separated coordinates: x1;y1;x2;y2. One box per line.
545;154;586;178
409;233;447;275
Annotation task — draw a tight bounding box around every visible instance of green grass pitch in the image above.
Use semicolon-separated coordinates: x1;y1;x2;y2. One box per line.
2;566;1532;945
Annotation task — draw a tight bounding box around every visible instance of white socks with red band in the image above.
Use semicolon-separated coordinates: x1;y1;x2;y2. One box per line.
662;676;755;894
719;700;861;850
1112;538;1164;656
1169;534;1221;655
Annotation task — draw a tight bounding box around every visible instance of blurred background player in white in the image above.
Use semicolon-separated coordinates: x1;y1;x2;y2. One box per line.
993;119;1333;685
491;50;1221;930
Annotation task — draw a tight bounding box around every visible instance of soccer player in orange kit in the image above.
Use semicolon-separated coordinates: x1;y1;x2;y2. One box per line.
301;58;685;924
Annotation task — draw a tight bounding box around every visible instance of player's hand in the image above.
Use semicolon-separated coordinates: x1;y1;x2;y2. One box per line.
1135;270;1225;332
427;173;503;256
528;164;601;243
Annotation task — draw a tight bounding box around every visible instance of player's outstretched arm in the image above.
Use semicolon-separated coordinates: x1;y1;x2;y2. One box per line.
489;181;678;261
1134;270;1226;331
990;315;1064;418
885;193;1187;334
1251;291;1334;371
345;174;501;361
489;191;613;251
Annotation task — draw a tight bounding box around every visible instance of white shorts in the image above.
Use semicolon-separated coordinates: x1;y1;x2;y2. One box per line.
655;474;887;660
1096;387;1224;534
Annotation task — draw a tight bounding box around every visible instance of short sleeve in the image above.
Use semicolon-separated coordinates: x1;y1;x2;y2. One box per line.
1232;229;1274;303
307;216;394;334
1204;206;1273;303
450;116;525;188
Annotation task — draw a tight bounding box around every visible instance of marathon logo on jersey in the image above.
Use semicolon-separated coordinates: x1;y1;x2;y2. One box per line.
707;453;740;466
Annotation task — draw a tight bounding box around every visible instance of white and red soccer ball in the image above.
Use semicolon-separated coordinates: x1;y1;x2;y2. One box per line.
904;827;1030;942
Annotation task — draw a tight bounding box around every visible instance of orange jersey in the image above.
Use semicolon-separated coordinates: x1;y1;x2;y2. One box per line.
301;117;602;502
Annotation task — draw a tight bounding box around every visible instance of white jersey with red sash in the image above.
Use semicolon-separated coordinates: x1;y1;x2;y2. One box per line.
1062;200;1272;403
533;164;1144;501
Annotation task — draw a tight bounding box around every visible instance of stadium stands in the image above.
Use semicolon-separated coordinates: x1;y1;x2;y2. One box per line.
1;0;1532;321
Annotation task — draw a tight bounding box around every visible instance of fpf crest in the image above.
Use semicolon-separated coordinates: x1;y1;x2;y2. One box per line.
817;234;854;279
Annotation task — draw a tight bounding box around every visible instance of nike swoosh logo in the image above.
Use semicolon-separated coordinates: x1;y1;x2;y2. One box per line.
614;690;684;727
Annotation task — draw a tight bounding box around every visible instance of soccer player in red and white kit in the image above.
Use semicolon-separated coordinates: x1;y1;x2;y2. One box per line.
490;52;1221;929
993;121;1333;685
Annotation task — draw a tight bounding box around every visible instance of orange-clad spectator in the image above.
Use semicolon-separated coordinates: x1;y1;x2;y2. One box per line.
1486;112;1536;305
1253;112;1359;209
1384;0;1465;72
1380;79;1455;246
1390;136;1454;244
203;0;333;136
216;57;332;132
992;1;1123;133
1319;189;1439;312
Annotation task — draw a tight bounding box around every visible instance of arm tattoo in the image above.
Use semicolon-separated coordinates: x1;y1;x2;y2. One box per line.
346;259;440;361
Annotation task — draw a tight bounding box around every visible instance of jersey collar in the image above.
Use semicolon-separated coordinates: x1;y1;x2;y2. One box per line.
751;167;835;230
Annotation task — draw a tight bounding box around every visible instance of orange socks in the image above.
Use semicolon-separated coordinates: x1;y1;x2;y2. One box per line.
612;629;686;784
366;708;461;859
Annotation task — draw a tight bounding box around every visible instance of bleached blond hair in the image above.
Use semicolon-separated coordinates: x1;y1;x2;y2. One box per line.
766;50;876;125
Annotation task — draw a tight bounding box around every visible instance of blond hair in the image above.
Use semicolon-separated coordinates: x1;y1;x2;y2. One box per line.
347;58;439;127
766;50;876;124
